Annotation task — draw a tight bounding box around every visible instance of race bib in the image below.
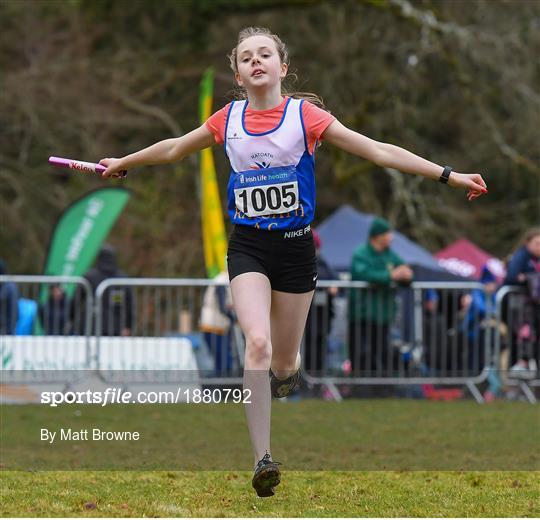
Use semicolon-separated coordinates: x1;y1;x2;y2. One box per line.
233;165;299;217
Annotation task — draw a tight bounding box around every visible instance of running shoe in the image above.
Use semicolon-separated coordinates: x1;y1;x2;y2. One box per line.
252;452;281;497
269;368;300;398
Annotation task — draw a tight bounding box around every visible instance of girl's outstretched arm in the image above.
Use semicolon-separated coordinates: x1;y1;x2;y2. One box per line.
322;120;488;201
99;124;216;178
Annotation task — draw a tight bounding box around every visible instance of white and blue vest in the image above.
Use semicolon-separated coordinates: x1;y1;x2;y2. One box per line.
224;97;316;231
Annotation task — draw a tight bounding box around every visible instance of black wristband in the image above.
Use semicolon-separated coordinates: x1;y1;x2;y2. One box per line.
439;165;452;184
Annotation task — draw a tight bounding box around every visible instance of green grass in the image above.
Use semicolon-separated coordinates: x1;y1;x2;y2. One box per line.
1;470;539;517
1;399;539;516
2;400;539;470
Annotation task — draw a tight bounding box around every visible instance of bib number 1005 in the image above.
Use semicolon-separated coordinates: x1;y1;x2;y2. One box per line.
234;182;299;217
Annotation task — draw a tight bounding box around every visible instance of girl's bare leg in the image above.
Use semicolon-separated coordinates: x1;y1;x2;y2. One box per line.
230;272;273;466
270;289;315;379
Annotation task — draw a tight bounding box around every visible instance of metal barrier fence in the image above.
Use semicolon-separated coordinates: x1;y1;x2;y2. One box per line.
0;275;93;384
94;278;240;385
1;275;538;402
93;278;499;401
304;281;494;402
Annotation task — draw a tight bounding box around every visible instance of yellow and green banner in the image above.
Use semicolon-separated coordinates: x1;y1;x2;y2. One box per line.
199;67;227;278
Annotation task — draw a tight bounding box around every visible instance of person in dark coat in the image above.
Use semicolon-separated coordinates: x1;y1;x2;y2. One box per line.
502;228;540;377
39;283;69;335
71;244;134;336
0;259;19;335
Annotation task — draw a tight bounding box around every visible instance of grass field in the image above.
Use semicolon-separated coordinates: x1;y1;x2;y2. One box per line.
2;470;539;517
1;399;539;516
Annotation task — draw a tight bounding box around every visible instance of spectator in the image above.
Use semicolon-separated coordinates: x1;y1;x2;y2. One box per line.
503;228;540;377
466;265;507;401
422;288;448;373
503;228;540;285
0;259;19;335
39;283;69;335
200;269;235;376
423;287;473;376
460;265;500;375
303;229;339;379
72;244;134;336
348;217;413;375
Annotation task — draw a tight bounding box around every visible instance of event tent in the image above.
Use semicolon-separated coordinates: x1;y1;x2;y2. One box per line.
435;238;505;280
315;205;464;281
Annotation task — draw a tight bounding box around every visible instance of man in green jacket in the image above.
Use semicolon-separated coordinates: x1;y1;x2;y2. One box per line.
348;217;413;375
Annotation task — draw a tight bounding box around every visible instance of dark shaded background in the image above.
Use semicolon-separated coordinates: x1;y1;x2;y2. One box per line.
1;0;539;276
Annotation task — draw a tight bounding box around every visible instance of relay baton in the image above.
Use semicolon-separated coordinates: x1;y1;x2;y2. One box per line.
48;156;127;178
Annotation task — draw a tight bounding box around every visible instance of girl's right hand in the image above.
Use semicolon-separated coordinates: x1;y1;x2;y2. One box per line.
99;158;127;178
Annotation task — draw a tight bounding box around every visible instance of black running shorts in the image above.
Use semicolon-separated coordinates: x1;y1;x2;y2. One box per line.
227;224;317;294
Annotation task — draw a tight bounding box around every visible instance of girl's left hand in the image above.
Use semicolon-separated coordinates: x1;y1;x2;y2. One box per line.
448;172;488;201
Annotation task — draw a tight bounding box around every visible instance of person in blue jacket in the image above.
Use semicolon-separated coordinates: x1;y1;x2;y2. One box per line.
460;264;498;373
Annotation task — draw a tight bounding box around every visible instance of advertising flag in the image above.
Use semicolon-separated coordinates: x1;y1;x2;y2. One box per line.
41;187;130;302
199;68;227;278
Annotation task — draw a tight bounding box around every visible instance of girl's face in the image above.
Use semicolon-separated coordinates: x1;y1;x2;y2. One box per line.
526;234;540;258
235;35;287;92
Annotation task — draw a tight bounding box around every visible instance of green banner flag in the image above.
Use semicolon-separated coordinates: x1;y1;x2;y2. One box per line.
41;187;130;301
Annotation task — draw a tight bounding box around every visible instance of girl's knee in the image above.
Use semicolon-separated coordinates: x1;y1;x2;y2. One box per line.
246;334;271;364
271;349;301;372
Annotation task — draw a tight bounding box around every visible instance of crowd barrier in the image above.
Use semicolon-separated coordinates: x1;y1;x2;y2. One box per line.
0;275;93;385
1;276;538;403
94;278;234;385
305;280;493;402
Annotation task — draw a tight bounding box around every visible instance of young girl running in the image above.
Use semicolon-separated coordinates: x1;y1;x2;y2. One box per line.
99;27;488;497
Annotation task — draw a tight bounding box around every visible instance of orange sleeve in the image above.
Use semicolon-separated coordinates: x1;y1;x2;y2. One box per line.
204;103;232;145
301;101;336;154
